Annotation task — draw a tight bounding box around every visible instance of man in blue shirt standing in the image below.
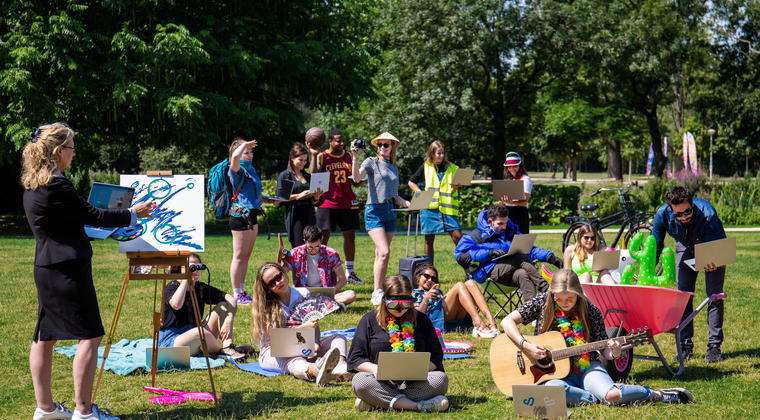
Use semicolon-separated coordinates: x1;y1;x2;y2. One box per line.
652;186;726;363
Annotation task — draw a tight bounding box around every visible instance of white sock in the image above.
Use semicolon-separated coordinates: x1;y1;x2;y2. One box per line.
345;261;354;275
233;287;243;296
240;282;245;292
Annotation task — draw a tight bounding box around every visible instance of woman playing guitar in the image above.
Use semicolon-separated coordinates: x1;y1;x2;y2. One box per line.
500;269;693;405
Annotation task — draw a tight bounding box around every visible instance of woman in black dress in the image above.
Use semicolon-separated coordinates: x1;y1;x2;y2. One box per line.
22;123;154;420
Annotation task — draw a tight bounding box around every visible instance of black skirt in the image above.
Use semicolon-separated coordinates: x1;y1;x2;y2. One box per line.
33;258;104;341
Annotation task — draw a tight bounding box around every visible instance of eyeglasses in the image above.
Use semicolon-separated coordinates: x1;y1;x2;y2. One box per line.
61;145;76;152
421;272;438;282
673;207;693;218
385;299;413;311
582;236;595;241
306;244;320;251
377;142;391;149
264;272;284;289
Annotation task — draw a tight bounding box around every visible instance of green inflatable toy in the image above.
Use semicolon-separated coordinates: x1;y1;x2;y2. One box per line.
619;232;676;288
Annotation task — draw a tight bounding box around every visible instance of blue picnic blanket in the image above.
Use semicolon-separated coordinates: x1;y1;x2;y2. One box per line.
54;338;226;376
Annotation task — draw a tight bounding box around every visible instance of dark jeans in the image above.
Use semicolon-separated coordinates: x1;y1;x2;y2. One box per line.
675;243;725;349
489;254;548;301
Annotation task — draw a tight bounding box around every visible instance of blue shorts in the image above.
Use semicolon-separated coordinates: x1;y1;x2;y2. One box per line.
420;208;461;234
364;202;397;232
158;324;194;347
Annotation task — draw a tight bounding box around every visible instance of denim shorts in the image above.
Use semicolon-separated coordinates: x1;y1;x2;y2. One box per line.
364;202;397;232
158;324;194;347
420;208;461;234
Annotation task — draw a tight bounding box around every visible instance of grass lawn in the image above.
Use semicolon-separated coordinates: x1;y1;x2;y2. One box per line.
2;232;759;419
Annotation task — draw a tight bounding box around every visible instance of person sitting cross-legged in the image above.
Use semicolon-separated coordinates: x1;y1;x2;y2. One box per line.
282;225;356;307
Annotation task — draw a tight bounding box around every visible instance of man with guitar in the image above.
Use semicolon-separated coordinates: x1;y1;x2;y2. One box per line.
496;269;693;405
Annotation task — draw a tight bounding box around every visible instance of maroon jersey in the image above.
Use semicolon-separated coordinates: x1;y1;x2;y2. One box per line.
319;150;358;209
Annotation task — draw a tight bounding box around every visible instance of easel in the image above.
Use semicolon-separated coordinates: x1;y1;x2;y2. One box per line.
92;171;219;412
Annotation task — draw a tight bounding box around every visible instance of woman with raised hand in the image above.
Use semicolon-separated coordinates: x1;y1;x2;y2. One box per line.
351;132;409;305
251;262;348;386
277;142;323;248
23;123;154;420
499;151;532;234
348;275;449;412
563;224;616;284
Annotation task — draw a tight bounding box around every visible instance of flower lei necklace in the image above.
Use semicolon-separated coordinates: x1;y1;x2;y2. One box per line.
386;316;415;352
554;303;590;375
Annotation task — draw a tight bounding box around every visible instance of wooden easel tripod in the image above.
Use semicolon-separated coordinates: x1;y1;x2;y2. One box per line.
92;251;219;412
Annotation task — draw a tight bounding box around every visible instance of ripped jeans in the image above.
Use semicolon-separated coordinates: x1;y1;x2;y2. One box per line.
544;361;652;405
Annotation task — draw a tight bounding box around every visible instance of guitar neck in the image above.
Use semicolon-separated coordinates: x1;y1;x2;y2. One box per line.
551;336;626;360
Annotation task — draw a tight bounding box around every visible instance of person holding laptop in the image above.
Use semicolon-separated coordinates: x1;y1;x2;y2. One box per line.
348;275;449;412
454;204;562;301
159;253;250;361
563;224;615;284
282;225;356;307
407;141;463;264
23;123;155;420
352;132;410;305
652;185;727;363
498;152;532;233
501;269;694;406
252;263;348;386
277;142;323;248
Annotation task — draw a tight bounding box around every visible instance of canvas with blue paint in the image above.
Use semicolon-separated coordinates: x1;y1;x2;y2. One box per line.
116;174;205;252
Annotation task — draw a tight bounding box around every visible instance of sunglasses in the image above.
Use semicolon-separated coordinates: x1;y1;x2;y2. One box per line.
673;207;693;218
582;235;595;241
384;299;413;311
377;142;392;149
264;272;284;289
189;264;206;272
306;244;320;251
421;272;438;282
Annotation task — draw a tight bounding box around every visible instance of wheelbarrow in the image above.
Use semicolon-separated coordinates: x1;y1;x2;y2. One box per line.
580;283;726;381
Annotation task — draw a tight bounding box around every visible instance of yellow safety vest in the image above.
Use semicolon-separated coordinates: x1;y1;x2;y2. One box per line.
424;161;459;216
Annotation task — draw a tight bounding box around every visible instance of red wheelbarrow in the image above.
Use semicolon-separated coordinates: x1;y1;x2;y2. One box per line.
580;283;726;381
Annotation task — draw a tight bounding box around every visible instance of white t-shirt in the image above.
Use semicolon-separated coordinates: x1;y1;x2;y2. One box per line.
305;254;322;287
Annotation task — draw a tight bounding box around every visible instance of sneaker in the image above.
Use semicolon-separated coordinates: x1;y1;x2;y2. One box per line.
235;291;252;305
472;326;497;339
488;325;501;336
416;395;449;412
34;402;73;420
220;344;247;361
72;404;119;420
370;289;384;306
331;361;353;381
705;346;722;363
354;397;373;411
673;347;693;363
655;388;694;404
347;272;364;284
314;347;340;387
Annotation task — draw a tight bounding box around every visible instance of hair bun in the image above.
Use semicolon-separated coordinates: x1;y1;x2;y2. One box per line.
30;127;40;143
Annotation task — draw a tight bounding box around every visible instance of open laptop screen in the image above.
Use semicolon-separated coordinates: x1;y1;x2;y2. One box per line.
88;182;135;209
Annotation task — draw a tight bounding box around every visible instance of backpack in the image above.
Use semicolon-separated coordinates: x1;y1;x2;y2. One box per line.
207;158;240;219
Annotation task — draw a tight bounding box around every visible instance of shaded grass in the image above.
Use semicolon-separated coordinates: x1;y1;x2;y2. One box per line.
2;232;759;419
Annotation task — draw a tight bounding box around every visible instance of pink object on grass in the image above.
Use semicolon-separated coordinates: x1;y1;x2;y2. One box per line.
145;386;220;405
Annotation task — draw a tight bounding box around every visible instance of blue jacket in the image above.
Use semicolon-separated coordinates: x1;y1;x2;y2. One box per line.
652;198;725;259
454;210;555;283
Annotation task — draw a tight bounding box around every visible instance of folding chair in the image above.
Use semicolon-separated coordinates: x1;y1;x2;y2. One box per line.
481;278;523;318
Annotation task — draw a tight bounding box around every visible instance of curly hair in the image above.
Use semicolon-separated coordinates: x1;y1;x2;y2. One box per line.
666;186;692;206
21;123;74;190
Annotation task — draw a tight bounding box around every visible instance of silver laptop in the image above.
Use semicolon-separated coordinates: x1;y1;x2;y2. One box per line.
591;250;621;271
84;182;135;239
492;234;537;260
452;168;475;186
309;172;330;193
376;352;430;381
684;237;736;271
146;347;191;370
512;385;569;419
492;179;525;201
306;287;336;299
270;327;317;358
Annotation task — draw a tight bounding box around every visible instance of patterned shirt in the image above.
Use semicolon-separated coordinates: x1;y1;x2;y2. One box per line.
284;244;343;287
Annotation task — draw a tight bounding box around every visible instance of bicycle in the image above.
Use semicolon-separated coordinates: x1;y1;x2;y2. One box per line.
561;185;654;252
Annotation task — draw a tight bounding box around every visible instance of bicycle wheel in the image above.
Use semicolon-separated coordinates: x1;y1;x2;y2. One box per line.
623;222;652;249
562;222;595;252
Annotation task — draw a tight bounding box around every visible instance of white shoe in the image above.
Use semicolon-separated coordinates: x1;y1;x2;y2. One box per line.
71;404;119;420
314;347;340;387
370;289;384;306
472;327;497;338
34;402;73;420
416;395;449;412
489;325;501;335
331;361;347;376
355;397;373;411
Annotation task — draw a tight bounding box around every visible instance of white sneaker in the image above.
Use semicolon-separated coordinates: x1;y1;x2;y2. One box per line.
314;347;340;387
331;361;347;376
416;395;449;412
355;397;373;411
34;402;73;420
370;289;384;306
472;327;497;338
71;404;119;420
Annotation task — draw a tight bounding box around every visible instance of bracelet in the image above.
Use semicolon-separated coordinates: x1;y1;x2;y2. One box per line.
519;338;526;351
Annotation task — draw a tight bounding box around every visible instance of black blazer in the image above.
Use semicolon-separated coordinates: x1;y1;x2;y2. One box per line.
23;175;132;266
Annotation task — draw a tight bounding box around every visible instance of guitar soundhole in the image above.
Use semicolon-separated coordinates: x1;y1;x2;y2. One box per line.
534;353;553;369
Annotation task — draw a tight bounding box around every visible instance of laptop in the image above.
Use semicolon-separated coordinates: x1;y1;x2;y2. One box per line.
84;182;136;240
684;237;736;271
263;178;293;202
270;327;317;358
394;190;435;212
512;385;569;419
306;287;336;299
591;250;621;271
452;168;476;186
492;179;525;201
309;172;330;193
375;352;430;381
493;234;537;260
146;347;191;370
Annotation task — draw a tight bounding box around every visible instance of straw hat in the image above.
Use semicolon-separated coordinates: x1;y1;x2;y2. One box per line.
370;132;401;147
504;151;522;167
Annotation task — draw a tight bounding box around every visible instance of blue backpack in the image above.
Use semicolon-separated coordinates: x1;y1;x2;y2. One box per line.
207;158;241;219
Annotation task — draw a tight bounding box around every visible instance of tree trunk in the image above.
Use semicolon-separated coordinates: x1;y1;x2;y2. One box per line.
644;107;666;177
606;138;623;180
571;156;578;181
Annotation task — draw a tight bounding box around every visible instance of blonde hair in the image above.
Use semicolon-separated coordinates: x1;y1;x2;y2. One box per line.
537;269;591;334
376;275;416;329
251;262;286;344
424;141;447;166
20;123;75;190
573;224;600;263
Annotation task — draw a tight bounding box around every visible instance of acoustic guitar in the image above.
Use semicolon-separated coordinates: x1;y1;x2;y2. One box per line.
489;328;651;397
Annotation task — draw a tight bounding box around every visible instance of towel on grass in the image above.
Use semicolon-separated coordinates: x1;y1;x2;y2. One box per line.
228;358;284;377
54;338;226;376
